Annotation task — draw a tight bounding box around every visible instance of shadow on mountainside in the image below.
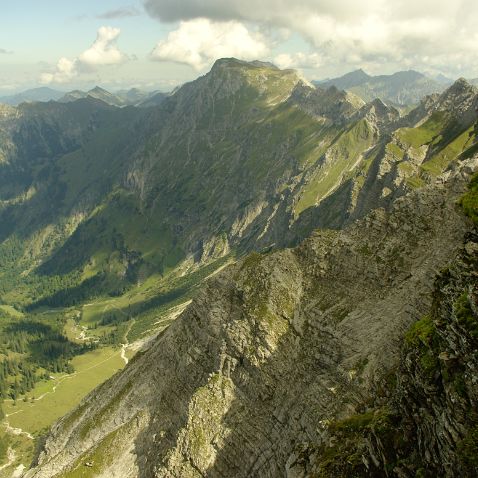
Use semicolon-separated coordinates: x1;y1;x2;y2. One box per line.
131;176;469;477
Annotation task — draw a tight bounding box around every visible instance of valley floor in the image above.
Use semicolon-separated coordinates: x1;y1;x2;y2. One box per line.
0;257;233;475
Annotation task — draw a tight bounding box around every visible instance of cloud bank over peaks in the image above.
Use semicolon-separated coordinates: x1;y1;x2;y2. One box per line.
41;26;129;84
151;18;270;70
143;0;388;24
143;0;478;77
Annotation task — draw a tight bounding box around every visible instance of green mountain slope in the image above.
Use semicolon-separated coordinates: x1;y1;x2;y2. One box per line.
1;61;477;342
1;60;478;473
1;61;477;355
0;59;373;311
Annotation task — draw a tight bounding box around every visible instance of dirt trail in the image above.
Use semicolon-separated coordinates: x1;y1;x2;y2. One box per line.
4;421;33;440
0;447;15;472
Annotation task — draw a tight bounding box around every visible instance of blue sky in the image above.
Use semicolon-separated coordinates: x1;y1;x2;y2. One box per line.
0;1;187;93
0;1;173;61
1;0;478;94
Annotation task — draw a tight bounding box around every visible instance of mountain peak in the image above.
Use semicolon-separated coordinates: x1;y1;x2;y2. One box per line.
89;86;109;94
85;86;125;107
180;57;304;106
451;77;474;89
316;69;371;90
357;97;400;129
211;57;252;71
58;86;125;107
440;77;477;100
348;68;370;79
410;77;478;126
289;81;365;123
211;57;279;73
387;69;425;81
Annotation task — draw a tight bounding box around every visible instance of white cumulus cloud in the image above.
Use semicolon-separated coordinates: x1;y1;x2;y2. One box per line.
79;26;126;66
41;26;128;84
151;18;270;70
40;57;78;84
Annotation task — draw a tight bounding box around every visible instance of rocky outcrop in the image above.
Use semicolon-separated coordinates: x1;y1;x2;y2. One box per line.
355;98;401;133
28;157;478;477
292;182;478;477
403;77;478;130
289;83;365;124
388;233;478;477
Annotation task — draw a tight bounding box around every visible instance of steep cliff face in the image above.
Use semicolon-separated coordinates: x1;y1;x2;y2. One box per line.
27;157;478;478
292;174;478;478
390;233;478;477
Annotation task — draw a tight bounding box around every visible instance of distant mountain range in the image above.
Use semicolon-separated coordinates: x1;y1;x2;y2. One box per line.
0;70;469;110
314;69;448;106
0;86;167;108
0;87;65;105
58;86;167;107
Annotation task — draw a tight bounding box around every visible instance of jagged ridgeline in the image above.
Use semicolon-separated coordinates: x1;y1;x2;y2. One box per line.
1;60;478;311
0;59;478;476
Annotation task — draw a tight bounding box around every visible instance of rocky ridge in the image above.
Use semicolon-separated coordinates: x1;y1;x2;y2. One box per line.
27;156;478;477
291;170;478;477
